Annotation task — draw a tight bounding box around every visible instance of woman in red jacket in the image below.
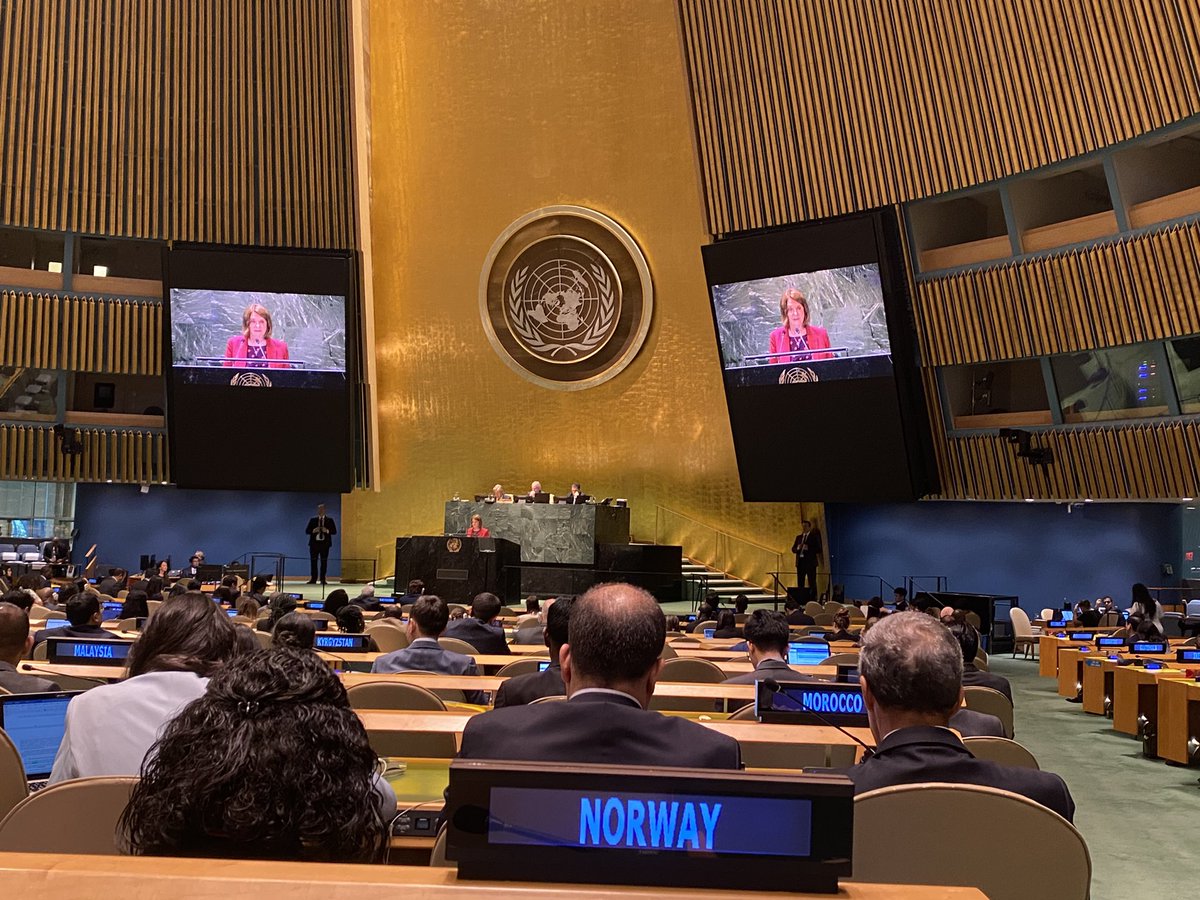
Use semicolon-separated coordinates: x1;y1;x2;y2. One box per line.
223;303;290;369
767;288;832;364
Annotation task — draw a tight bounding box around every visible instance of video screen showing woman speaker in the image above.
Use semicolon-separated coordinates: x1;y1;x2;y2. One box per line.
708;264;893;383
169;289;347;389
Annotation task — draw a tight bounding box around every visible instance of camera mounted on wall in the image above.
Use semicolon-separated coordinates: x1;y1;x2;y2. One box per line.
52;424;84;457
998;428;1053;467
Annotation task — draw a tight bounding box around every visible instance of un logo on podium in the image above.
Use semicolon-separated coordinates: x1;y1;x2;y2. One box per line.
481;206;653;390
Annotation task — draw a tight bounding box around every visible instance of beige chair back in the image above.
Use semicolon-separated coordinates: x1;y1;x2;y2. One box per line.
964;611;982;631
495;657;549;677
728;703;757;720
31;642;48;662
26;607;54;622
146;599;162;615
657;657;726;683
514;614;539;629
116;590;129;600
852;783;1090;899
114;617;141;632
437;637;478;655
803;602;823;617
498;607;519;617
846;608;866;621
1039;607;1056;621
430;824;452;867
823;601;843;615
529;694;566;704
365;624;410;654
1009;607;1036;658
448;604;469;616
811;613;835;626
0;776;138;855
973;652;989;671
961;736;1040;769
0;730;28;822
692;620;717;634
659;642;678;659
963;686;1014;738
346;680;447;711
253;630;273;649
302;610;336;623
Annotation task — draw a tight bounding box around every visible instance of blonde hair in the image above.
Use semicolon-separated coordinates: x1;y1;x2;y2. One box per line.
241;304;273;341
778;288;810;327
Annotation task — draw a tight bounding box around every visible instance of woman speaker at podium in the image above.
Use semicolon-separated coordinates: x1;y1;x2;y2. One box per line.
767;288;832;364
224;303;290;369
466;514;490;538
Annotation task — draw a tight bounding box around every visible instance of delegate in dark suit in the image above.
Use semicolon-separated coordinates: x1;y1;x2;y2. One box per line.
835;726;1073;821
305;505;337;584
721;657;815;685
949;707;1005;737
443;617;510;655
31;622;107;647
0;661;60;694
791;523;822;595
459;691;741;768
493;663;565;708
371;637;485;704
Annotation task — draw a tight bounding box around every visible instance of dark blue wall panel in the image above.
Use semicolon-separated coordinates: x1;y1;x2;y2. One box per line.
826;501;1181;612
73;484;341;578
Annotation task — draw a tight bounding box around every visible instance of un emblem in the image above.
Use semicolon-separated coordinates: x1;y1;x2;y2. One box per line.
481;206;653;390
230;372;272;388
778;367;819;384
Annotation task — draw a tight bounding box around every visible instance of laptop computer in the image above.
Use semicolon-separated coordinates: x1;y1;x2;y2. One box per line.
0;691;84;791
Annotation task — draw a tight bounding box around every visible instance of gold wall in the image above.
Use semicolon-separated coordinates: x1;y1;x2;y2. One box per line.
343;0;816;582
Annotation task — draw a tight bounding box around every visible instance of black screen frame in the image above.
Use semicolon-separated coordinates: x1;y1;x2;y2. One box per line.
701;208;937;502
162;243;359;492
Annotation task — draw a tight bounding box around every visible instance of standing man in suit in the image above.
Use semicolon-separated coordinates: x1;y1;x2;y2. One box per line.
722;610;816;685
791;519;822;598
305;503;337;585
833;612;1074;821
494;597;574;707
457;582;741;768
443;592;510;654
0;603;60;694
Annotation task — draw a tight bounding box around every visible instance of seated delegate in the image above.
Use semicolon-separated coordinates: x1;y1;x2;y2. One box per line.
119;648;394;861
370;595;484;704
49;592;241;783
0;602;60;694
443;592;510;654
832;612;1074;821
722;609;816;685
457;583;741;768
494;597;573;707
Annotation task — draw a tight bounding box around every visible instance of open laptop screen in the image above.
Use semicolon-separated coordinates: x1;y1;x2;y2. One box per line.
787;642;832;666
0;692;82;780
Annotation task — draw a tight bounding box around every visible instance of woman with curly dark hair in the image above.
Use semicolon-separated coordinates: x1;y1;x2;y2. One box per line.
48;592;239;783
120;648;395;862
272;611;316;650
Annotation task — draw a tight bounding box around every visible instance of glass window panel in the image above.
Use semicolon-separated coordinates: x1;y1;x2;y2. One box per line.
1167;336;1200;415
1052;344;1168;424
0;369;58;418
74;236;163;280
0;227;65;271
943;359;1051;429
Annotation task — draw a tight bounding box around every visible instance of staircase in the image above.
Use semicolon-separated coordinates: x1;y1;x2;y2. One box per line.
682;559;779;609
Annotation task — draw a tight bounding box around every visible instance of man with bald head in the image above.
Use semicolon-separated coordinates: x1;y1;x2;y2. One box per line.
457;582;741;768
0;602;60;694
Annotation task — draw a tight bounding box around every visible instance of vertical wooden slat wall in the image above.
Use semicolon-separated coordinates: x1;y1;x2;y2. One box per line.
678;0;1200;236
0;291;161;375
0;0;356;248
0;423;167;483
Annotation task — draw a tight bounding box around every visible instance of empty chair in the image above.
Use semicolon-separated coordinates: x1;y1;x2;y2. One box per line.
692;619;717;634
513;614;539;629
728;703;757;721
1161;612;1184;637
494;657;549;677
964;611;982;631
0;730;26;821
253;631;273;650
365;624;410;654
0;776;139;855
1009;607;1037;659
303;611;336;624
823;601;842;615
1039;607;1056;621
498;607;519;617
803;602;823;617
961;736;1040;770
437;637;478;656
346;680;446;711
146;599;162;616
811;613;835;626
658;643;678;659
963;686;1014;738
852;783;1090;900
430;824;451;867
846;608;866;621
114;618;141;632
656;657;726;683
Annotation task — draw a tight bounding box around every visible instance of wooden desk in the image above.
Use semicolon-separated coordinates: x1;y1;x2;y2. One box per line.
1158;677;1200;765
1080;653;1183;715
1111;665;1190;745
0;852;985;899
17;661;125;682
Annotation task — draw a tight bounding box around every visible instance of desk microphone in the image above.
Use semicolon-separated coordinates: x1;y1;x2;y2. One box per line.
762;677;875;762
18;664;111;685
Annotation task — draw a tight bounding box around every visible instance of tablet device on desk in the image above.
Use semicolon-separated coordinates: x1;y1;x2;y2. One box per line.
313;633;372;652
46;637;133;666
703;628;716;639
445;760;853;893
225;608;239;618
39;618;70;631
1060;610;1075;623
538;661;551;672
0;692;84;787
100;601;124;622
787;642;832;666
807;630;829;640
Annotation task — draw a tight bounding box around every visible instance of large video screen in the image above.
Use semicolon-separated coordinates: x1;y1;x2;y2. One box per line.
710;265;891;380
164;245;356;492
170;289;346;388
701;210;937;502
